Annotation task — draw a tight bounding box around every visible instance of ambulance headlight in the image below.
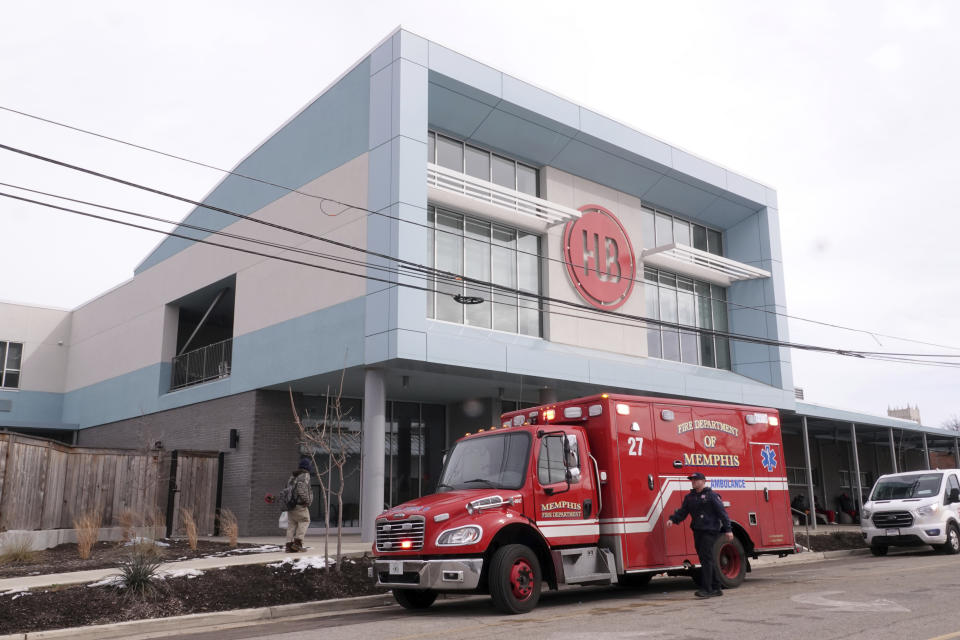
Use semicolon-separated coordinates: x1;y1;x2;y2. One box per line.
917;503;940;517
861;507;871;519
436;525;482;546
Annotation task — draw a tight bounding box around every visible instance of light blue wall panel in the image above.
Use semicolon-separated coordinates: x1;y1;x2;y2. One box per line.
725;170;769;206
427;44;502;100
758;207;783;263
370;34;395;75
0;390;70;429
399;31;428;66
426;326;509;371
428;83;496;138
369;65;394;149
578;109;673;168
726;214;763;264
500;75;580;135
697;197;757;230
642;175;716;217
551;139;663;196
62;299;365;428
472;109;571;167
671;149;727;190
395;60;429;143
137;60;371;274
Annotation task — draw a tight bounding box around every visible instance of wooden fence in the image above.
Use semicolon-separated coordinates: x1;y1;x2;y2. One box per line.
0;432;220;535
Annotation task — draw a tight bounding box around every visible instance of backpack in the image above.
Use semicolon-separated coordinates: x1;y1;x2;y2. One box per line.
280;478;299;510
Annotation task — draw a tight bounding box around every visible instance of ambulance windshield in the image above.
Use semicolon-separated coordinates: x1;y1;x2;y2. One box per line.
870;473;943;500
438;432;531;491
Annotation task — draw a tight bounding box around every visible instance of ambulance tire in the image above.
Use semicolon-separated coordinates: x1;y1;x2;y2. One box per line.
713;536;746;589
393;588;437;610
489;544;542;614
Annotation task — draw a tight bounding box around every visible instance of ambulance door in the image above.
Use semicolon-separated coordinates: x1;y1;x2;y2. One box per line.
746;414;791;548
691;406;748;526
533;427;599;547
615;402;663;569
653;404;697;561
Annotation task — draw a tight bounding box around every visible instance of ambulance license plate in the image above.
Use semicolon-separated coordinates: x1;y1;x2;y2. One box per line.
885;528;899;537
389;561;404;575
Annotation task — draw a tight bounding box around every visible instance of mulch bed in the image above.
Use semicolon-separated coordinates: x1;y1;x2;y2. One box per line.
802;531;868;552
0;539;265;578
1;555;386;635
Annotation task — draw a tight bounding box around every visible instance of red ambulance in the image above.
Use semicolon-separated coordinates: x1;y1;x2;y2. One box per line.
371;393;794;613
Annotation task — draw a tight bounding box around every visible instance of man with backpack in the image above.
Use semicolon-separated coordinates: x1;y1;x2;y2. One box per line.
284;457;314;553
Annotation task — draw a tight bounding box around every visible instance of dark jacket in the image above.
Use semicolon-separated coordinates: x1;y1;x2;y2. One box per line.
669;487;732;533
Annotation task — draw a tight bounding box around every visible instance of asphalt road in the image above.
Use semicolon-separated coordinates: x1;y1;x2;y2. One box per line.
178;549;960;640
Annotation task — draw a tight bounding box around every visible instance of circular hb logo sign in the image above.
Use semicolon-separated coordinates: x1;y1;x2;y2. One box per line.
563;205;636;310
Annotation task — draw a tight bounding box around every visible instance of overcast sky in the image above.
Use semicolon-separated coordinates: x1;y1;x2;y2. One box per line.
1;1;957;427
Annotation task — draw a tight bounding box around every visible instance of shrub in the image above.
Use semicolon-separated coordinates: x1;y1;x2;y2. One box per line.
119;550;163;594
219;508;239;548
117;508;139;546
73;510;101;560
0;532;36;565
180;507;198;550
144;506;166;540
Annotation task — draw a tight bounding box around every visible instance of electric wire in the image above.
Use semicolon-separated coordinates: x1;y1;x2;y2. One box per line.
8;185;954;365
2;104;956;353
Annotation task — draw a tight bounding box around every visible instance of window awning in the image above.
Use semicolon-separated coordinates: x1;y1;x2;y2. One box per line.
641;243;771;287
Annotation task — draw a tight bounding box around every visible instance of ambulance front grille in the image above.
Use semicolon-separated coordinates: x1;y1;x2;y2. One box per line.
376;516;425;552
872;511;913;528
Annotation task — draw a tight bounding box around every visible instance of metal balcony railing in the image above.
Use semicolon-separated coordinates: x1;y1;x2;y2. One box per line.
170;338;232;391
427;163;581;227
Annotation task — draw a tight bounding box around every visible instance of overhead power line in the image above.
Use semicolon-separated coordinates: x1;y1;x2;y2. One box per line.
4;183;960;370
1;103;957;353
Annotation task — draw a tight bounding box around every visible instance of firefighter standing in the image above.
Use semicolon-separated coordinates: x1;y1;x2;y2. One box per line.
666;472;734;598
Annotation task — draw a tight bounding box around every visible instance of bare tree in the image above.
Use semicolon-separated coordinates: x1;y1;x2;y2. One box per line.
943;415;960;431
289;363;355;571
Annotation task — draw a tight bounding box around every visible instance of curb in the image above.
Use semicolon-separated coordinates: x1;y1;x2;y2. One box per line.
0;592;395;640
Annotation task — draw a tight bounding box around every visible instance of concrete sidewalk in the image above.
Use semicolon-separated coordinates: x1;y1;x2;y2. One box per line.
0;533;371;594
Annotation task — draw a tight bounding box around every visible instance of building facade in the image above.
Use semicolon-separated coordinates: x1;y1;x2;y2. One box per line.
1;29;840;537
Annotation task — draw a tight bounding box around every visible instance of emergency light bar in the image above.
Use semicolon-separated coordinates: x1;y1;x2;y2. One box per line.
745;413;779;426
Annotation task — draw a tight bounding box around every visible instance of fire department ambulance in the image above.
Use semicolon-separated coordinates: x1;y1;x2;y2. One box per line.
371;393;794;613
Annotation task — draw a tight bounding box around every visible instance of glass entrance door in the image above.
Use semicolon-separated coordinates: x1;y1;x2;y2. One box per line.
386;402;446;507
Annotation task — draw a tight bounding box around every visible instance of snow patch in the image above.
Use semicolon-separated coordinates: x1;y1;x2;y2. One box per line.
87;575;124;588
123;537;170;548
267;555;335;571
158;568;204;580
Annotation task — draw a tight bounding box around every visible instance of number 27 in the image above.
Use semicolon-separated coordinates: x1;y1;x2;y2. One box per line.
627;437;643;456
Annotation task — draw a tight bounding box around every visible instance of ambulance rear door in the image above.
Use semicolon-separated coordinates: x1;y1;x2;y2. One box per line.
745;412;791;548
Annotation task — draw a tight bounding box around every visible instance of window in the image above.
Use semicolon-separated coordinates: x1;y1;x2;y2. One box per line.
0;341;22;389
538;434;579;486
427;131;538;197
644;267;731;370
639;205;723;256
427;206;542;337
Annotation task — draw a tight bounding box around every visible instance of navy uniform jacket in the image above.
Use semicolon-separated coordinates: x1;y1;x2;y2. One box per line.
669;487;732;533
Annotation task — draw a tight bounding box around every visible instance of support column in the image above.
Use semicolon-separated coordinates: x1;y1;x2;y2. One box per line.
850;423;863;514
361;368;386;543
954;438;959;469
802;417;817;531
888;428;898;474
922;432;930;470
539;387;557;405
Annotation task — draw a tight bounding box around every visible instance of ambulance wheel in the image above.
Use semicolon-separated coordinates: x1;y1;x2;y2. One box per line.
489;544;541;614
714;536;746;588
393;588;437;610
939;524;960;555
870;544;888;556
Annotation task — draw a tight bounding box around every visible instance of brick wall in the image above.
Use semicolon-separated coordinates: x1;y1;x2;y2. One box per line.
250;389;304;535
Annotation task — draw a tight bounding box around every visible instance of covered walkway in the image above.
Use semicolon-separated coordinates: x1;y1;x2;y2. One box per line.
781;402;959;530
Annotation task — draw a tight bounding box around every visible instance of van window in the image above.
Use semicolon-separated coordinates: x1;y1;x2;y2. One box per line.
948;475;960;499
871;473;943;500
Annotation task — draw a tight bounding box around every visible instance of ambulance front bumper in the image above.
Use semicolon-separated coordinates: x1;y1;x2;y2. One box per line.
373;558;484;590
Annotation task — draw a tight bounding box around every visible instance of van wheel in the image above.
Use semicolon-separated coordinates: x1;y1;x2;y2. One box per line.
870;544;888;556
940;524;960;555
714;536;746;588
489;544;541;614
393;589;437;610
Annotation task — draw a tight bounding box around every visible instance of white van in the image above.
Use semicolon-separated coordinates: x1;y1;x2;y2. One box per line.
861;469;960;556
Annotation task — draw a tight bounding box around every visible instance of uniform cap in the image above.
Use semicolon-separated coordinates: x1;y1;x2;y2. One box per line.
687;472;706;481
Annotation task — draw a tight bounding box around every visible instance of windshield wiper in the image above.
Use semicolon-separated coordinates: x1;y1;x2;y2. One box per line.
462;478;498;488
